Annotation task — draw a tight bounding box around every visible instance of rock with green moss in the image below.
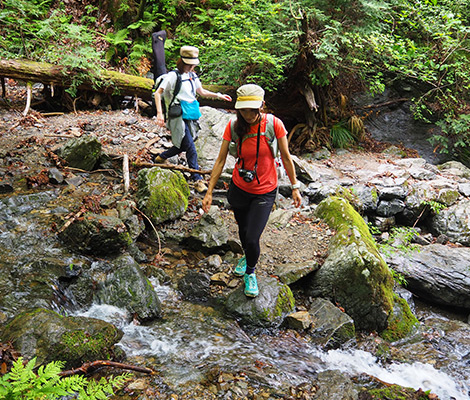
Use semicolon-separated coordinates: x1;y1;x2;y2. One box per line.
1;308;122;369
225;276;295;328
308;196;412;336
137;167;190;225
55;136;102;171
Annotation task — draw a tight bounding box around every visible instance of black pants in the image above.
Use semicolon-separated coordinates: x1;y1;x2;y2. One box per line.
227;181;276;275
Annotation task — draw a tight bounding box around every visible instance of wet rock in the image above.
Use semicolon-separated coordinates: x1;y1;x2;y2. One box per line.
95;254;162;321
308;298;356;349
178;270;211;301
285;310;312;330
314;369;358;400
225;276;295;328
1;308;123;369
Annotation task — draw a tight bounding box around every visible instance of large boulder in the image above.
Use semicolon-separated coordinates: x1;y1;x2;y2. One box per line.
385;243;470;309
137;167;190;225
225;276;295;328
1;308;122;369
307;196;415;336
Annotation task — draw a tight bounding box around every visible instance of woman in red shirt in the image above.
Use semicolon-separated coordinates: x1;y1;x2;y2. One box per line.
202;84;302;297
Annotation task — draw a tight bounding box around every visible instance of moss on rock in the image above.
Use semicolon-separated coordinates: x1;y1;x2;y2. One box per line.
137;167;190;225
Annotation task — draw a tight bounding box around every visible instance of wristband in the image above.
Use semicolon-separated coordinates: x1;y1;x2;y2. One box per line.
291;182;301;190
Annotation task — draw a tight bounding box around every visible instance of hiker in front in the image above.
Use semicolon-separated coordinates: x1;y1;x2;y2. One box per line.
202;84;302;297
153;45;232;193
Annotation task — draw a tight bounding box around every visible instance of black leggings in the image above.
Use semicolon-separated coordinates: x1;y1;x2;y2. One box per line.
227;181;276;275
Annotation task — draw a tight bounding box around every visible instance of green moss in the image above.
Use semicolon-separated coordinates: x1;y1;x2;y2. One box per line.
381;294;419;342
137;167;189;225
363;384;432;399
274;284;295;317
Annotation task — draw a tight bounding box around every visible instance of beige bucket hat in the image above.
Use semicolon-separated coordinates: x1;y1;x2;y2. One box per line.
235;84;265;109
180;46;200;65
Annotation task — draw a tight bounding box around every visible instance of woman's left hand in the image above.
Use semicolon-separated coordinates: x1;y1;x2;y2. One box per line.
292;189;302;208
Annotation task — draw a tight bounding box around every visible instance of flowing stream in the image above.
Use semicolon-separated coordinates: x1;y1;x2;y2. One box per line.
1;189;470;399
76;281;470;400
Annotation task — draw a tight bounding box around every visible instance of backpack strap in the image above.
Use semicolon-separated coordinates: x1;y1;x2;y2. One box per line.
168;69;182;108
229;114;278;158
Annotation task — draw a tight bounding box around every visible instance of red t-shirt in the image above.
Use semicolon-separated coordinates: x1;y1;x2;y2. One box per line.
223;113;287;194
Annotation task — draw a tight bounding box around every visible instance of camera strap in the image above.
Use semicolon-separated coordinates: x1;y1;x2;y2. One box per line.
238;116;261;184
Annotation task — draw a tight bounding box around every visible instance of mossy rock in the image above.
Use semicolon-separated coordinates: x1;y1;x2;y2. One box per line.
137;167;190;225
1;308;122;369
309;196;410;334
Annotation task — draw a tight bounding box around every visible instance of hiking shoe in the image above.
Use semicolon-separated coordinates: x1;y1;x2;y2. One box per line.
194;180;208;193
244;273;259;297
153;155;168;164
233;255;246;277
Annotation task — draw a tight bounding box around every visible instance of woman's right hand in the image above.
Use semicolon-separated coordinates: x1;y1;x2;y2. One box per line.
156;112;165;127
202;192;212;213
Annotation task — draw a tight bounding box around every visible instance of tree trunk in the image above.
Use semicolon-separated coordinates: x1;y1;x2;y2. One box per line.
0;58;235;107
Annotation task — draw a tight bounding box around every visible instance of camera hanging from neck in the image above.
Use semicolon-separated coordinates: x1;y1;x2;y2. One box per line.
238;113;261;184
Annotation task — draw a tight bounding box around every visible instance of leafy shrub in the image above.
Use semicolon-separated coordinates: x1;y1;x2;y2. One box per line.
0;357;130;400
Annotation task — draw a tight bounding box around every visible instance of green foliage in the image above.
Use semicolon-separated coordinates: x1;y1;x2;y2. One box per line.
379;226;419;259
0;0;105;96
420;199;446;215
330;122;355;148
0;357;130;400
431;114;470;158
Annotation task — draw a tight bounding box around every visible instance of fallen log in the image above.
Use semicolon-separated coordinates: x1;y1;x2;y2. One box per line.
133;161;212;175
0;58;236;106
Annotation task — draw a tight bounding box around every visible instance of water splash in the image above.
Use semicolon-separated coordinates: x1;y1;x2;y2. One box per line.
316;348;469;400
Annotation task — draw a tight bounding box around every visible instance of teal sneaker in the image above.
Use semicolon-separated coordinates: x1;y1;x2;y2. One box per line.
244;273;259;297
233;255;246;277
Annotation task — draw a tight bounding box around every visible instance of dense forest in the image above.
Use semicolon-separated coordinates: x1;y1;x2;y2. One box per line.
1;0;470;163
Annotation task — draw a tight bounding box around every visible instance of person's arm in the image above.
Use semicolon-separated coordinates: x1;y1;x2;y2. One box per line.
202;140;230;213
278;135;302;208
154;87;165;127
196;86;232;102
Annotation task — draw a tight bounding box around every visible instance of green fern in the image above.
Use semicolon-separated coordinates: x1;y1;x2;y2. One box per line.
0;357;130;400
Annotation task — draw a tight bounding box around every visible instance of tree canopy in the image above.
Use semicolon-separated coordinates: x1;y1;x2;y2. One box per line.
1;0;470;162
